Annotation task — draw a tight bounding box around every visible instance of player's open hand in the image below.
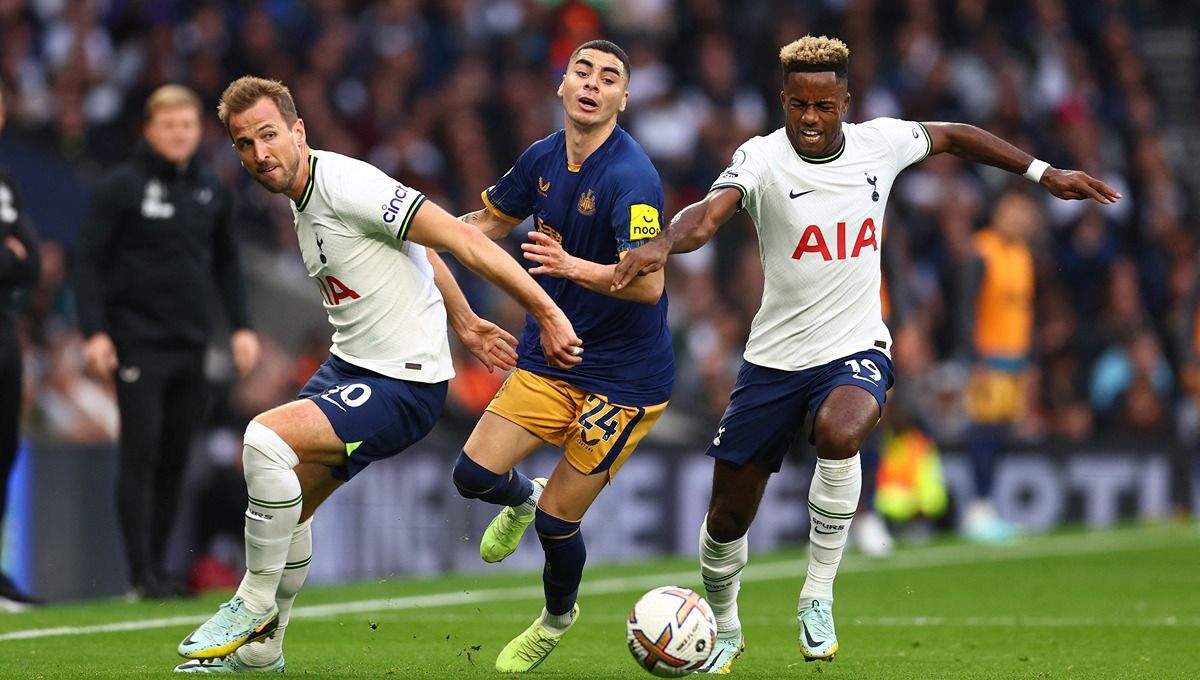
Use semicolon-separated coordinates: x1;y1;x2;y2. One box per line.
522;231;577;279
1041;168;1122;204
611;238;670;291
458;316;519;373
536;307;583;369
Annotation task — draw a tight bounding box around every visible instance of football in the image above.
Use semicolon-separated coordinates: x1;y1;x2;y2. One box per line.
626;586;718;677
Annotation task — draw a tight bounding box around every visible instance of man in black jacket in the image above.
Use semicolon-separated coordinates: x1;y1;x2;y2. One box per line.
75;84;260;599
0;83;42;609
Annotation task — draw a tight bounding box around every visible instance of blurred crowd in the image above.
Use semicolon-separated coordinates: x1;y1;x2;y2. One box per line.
2;0;1199;451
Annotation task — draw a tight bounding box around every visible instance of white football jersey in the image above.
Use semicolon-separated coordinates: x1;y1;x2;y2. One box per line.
291;149;453;383
711;118;931;371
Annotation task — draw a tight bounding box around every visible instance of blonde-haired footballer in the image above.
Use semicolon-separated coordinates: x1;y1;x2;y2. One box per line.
613;35;1119;672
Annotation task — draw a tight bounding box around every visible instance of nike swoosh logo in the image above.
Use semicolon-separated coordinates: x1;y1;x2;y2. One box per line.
181;633;199;647
802;623;825;649
789;189;815;199
814;528;839;535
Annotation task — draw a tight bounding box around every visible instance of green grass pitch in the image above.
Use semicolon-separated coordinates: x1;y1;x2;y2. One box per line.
1;525;1197;679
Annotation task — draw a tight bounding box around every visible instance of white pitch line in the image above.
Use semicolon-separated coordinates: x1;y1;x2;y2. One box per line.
845;615;1200;628
0;527;1193;642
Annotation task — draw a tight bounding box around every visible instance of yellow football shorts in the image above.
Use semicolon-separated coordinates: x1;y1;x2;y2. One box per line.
485;369;667;480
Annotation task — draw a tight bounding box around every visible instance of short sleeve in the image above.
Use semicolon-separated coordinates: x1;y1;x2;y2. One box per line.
709;140;765;210
482;146;536;224
869;117;933;170
610;163;666;253
325;155;427;241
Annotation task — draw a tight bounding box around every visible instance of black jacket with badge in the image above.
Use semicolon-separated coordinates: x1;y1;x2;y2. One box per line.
0;166;40;328
74;144;252;349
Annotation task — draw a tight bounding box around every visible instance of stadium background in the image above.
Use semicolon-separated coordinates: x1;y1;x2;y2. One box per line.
1;0;1198;601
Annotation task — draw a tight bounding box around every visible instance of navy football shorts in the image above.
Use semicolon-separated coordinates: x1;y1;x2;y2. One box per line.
705;349;894;472
299;353;447;481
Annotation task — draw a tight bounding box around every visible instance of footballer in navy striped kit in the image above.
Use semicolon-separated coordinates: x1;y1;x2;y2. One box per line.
449;39;674;674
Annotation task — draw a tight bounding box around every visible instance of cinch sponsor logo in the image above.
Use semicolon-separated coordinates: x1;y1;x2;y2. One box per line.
792;217;879;261
380;184;410;224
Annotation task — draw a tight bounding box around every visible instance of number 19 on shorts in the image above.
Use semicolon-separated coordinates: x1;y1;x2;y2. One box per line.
844;358;883;385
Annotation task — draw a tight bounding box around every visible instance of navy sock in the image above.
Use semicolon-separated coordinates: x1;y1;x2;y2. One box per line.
451;450;532;506
968;424;1004;497
535;509;585;616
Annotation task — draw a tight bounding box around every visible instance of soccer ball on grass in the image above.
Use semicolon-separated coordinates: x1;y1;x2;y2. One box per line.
626;586;717;677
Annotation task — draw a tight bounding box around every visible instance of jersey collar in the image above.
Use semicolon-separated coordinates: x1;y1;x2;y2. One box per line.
794;129;846;165
564;124;622;173
296;153;318;212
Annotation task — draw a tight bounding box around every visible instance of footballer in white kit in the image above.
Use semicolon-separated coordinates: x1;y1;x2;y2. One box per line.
176;76;581;673
294;149;452;385
612;35;1120;674
288;148;454;483
713;118;930;372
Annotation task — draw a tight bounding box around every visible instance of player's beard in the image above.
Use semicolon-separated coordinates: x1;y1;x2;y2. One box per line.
255;152;300;195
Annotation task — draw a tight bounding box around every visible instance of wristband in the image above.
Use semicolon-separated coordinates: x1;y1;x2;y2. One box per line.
1023;159;1050;183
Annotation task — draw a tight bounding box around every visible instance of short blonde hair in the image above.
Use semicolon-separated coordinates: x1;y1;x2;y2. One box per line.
217;76;298;133
145;84;202;120
779;35;850;82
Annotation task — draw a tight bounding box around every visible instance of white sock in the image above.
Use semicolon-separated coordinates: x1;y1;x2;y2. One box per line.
698;515;748;632
237;517;311;666
235;421;302;613
800;454;861;604
512;477;544;517
540;605;576;634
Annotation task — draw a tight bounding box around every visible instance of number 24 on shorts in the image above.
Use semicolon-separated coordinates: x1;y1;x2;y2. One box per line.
578;395;621;446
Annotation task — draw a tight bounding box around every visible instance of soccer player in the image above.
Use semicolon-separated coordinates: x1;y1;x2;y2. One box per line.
449;40;673;673
612;36;1119;672
174;76;581;673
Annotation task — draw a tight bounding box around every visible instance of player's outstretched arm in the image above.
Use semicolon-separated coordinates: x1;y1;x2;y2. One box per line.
426;248;518;373
459;208;520;241
923;122;1122;204
407;200;583;369
611;186;741;291
521;231;664;304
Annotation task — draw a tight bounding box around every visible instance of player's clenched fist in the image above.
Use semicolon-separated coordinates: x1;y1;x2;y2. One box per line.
535;307;583;369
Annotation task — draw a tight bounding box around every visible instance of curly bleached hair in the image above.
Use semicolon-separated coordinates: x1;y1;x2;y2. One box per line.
779;35;849;83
